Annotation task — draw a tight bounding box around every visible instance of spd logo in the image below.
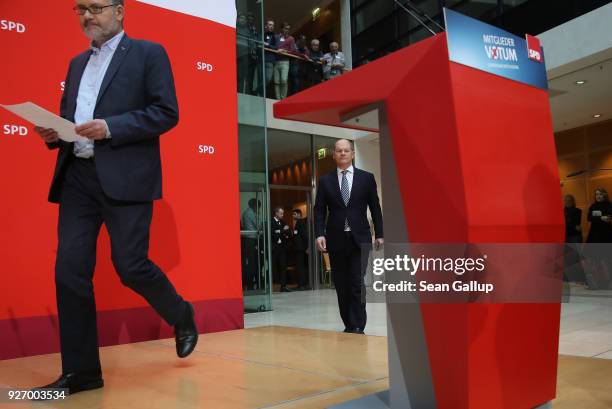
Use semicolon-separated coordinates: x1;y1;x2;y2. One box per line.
3;124;28;136
526;34;543;63
1;20;26;33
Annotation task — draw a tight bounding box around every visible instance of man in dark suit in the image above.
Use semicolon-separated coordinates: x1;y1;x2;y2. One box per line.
314;139;383;334
292;209;310;290
271;207;293;292
32;0;197;395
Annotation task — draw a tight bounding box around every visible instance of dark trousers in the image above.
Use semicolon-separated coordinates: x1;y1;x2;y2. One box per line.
295;250;308;287
237;55;250;94
241;237;258;289
329;233;367;330
289;60;300;96
305;65;322;88
272;247;288;287
248;56;258;96
55;158;186;374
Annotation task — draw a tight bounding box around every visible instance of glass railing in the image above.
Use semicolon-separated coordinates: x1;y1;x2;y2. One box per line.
238;31;349;100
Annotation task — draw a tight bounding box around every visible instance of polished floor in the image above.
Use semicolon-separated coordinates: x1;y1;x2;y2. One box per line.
246;288;612;359
0;326;388;409
1;326;612;408
1;289;612;408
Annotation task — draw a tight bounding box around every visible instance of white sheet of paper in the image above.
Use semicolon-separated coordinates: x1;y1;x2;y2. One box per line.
0;101;86;142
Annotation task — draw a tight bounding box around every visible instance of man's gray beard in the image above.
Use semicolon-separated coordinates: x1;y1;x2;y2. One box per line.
85;27;115;45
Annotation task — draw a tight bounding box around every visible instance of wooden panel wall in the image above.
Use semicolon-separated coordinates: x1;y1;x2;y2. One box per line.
557;119;612;236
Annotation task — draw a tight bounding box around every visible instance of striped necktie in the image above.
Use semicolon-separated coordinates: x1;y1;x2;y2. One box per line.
341;170;350;230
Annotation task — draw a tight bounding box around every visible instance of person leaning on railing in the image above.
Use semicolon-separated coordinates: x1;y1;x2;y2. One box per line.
263;20;278;92
236;13;252;94
246;12;259;96
289;34;310;95
321;41;346;80
274;22;296;99
305;39;324;87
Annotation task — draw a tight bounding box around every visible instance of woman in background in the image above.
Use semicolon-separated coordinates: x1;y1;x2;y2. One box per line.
564;194;582;243
584;188;612;289
586;188;612;243
563;195;585;284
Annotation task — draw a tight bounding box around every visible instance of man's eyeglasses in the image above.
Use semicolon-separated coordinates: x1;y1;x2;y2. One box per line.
72;4;116;15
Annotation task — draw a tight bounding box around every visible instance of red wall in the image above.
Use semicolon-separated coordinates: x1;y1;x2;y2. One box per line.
0;0;243;359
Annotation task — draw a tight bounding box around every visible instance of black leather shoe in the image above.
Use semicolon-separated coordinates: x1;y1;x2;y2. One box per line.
280;286;293;292
175;302;198;358
34;371;103;395
348;328;365;335
343;327;350;333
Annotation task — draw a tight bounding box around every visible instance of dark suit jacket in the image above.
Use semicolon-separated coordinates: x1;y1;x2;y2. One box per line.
293;218;309;251
47;34;179;203
314;168;383;252
271;217;291;250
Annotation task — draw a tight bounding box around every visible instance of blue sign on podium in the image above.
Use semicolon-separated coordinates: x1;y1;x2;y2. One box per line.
444;8;548;90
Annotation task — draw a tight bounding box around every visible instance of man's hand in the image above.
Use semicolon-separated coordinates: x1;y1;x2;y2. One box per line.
374;238;384;251
75;119;109;140
34;126;59;143
316;236;327;252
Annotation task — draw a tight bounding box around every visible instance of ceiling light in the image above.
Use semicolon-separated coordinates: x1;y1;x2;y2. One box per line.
312;8;321;19
593;114;602;118
575;80;586;85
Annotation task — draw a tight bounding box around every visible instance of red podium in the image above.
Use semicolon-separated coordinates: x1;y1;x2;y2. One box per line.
274;26;563;409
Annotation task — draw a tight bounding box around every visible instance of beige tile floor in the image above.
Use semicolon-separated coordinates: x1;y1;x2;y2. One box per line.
1;326;612;409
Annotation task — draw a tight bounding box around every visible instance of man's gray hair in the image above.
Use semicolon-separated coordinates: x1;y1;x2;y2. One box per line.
112;0;124;5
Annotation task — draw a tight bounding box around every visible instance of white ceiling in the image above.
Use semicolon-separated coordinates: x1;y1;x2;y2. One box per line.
548;56;612;132
538;3;612;133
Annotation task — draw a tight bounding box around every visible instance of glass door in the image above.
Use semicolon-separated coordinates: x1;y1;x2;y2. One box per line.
240;182;272;312
269;186;316;292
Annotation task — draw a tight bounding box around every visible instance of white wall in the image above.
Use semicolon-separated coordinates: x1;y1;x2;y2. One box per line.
355;133;382;208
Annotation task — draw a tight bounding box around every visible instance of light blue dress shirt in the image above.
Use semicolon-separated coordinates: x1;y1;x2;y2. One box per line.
73;30;124;158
